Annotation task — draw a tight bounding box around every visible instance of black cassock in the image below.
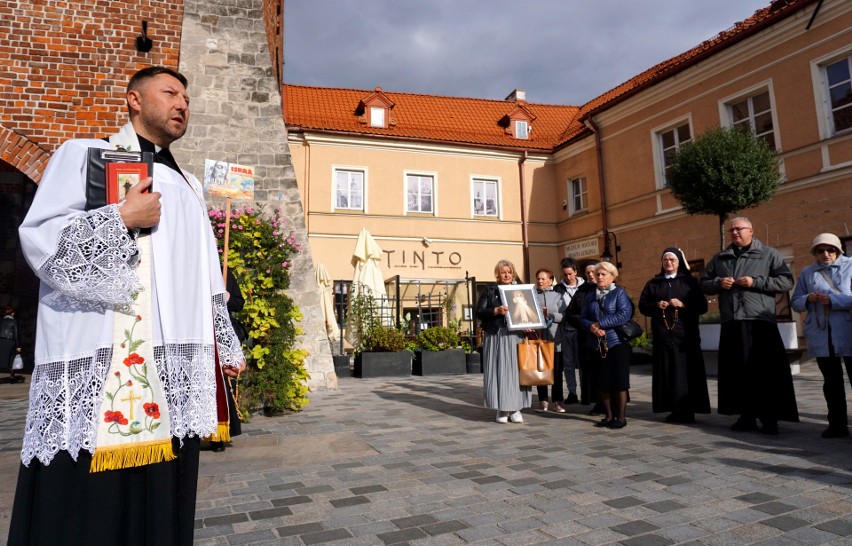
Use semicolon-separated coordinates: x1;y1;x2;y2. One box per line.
639;273;711;415
9;437;200;546
717;320;799;421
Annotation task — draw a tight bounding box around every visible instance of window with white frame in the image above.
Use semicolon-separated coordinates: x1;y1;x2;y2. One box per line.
472;178;499;216
406;173;434;213
824;54;852;134
515;120;529;139
568;177;587;215
657;121;692;187
334;169;364;211
728;90;776;149
370;106;385;128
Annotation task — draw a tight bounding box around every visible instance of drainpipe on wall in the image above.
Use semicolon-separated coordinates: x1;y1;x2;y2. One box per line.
582;116;609;244
519;150;530;283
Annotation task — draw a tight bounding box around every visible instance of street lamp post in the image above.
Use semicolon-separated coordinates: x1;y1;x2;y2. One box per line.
601;231;622;269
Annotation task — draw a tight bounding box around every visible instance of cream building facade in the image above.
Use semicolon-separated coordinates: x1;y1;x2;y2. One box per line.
285;0;851;336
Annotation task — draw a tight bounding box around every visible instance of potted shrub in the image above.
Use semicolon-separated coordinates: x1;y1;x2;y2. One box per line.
462;340;482;374
413;326;466;375
354;325;412;378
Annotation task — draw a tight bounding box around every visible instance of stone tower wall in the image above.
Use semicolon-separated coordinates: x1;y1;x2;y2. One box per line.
175;0;336;391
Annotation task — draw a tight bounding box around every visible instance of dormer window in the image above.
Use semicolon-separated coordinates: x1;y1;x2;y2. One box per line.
370;106;385;128
499;100;536;140
356;87;395;129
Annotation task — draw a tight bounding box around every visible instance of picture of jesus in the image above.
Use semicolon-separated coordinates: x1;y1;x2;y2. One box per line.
511;290;537;324
498;284;545;330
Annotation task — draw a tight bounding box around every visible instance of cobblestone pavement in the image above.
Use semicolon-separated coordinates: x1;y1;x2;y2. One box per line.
0;361;850;545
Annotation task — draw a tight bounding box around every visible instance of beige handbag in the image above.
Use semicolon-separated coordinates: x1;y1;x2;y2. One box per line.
517;334;555;386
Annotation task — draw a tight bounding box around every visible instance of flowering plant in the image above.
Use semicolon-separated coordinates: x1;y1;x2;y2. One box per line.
209;205;309;415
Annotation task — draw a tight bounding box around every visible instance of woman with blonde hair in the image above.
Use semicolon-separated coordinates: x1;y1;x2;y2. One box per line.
580;262;634;429
476;259;531;423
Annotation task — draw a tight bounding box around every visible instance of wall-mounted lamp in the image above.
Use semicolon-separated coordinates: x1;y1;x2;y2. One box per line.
601;231;622;269
136;21;154;53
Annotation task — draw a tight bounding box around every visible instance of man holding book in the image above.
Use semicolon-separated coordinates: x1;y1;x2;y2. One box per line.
9;66;245;545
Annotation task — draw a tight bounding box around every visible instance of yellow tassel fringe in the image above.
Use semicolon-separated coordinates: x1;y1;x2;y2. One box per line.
90;439;176;473
206;422;231;443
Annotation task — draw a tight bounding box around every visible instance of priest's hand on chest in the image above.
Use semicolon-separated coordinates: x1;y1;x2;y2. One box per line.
119;177;161;229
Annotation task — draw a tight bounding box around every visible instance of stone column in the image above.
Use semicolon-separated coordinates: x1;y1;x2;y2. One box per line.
172;0;336;390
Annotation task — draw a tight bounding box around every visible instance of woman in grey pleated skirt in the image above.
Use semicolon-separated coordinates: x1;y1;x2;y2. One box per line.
476;260;532;423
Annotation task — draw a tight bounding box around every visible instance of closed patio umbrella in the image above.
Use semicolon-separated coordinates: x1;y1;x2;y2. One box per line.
345;228;391;347
316;263;340;343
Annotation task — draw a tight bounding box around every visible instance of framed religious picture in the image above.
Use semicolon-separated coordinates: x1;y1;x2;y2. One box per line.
498;284;545;331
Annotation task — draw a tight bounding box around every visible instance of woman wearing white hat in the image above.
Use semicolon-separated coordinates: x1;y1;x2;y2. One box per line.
791;233;852;438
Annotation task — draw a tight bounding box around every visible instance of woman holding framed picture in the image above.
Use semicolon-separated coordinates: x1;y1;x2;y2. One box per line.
476;259;533;424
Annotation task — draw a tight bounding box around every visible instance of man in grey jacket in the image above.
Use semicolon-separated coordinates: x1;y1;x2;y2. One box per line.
700;217;798;434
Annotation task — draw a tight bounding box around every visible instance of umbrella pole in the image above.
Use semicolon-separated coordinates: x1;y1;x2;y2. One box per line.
222;197;232;282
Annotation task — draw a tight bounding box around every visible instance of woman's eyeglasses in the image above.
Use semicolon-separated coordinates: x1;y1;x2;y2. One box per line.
814;247;837;255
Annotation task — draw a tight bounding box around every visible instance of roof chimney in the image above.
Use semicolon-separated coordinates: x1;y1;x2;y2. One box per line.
505;89;526;102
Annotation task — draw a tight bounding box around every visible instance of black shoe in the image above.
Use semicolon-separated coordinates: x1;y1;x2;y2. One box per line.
760;421;779;435
731;417;758;432
821;426;849;439
665;412;695;424
565;393;579;405
211;441;226;453
594;418;612;428
607;420;626;429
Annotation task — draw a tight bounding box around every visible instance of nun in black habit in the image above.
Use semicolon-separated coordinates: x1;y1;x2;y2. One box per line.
638;248;711;423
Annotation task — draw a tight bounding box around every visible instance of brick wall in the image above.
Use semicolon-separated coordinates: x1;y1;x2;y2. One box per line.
0;1;184;154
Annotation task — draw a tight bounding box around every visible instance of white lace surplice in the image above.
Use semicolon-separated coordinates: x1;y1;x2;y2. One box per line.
19;138;244;466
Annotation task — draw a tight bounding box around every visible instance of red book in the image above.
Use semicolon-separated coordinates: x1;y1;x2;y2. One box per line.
105;162;148;204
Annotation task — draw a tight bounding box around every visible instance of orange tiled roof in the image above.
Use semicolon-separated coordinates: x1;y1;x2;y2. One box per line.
284;0;818;151
284;85;580;151
559;0;819;144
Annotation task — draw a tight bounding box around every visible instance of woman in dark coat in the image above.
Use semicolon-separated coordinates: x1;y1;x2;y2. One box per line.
639;248;711;423
0;307;21;373
580;262;633;429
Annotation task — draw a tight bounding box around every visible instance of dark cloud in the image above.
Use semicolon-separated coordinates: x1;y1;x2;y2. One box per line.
285;0;770;104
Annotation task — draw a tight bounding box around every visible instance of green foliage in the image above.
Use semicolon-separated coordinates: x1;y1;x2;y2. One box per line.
699;311;722;324
442;296;462;333
668;126;781;248
347;290;379;354
361;325;407;353
416;326;460;351
629;331;652;349
208;206;309;417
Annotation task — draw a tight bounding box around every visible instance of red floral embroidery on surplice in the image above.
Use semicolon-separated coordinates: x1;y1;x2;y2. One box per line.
104;410;129;425
143;402;161;419
123;353;144;367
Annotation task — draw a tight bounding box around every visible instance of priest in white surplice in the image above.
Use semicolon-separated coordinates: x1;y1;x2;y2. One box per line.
9;67;245;546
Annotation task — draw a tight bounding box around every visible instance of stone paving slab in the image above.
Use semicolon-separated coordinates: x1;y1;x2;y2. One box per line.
0;362;850;545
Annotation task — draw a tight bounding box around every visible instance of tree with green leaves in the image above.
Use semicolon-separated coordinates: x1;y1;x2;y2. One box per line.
668;126;781;249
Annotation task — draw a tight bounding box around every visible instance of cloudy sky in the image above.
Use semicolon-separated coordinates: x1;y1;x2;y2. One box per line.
284;0;772;105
